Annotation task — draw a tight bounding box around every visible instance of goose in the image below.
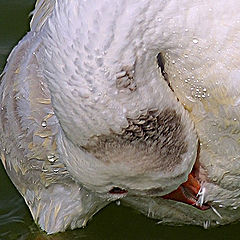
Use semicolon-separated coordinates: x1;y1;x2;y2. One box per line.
1;0;240;234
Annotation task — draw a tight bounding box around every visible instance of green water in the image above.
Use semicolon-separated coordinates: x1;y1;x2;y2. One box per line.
0;1;240;239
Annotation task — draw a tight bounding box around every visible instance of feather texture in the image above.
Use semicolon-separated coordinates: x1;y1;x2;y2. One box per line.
30;0;56;31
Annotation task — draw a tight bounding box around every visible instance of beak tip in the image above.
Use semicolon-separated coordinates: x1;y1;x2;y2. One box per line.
162;173;209;210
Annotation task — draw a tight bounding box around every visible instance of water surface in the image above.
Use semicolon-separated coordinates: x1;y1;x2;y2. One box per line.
0;1;240;239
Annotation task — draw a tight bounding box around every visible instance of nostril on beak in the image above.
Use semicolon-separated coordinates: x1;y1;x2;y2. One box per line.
109;187;128;194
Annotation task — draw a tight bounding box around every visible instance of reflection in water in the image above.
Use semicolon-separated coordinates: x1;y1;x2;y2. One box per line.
0;1;240;240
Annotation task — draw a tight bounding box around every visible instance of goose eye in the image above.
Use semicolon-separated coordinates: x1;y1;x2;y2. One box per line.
109;187;128;194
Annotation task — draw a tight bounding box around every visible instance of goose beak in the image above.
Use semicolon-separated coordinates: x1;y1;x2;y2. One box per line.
162;173;209;210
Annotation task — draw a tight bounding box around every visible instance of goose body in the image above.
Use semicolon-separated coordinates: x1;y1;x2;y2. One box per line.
1;0;240;233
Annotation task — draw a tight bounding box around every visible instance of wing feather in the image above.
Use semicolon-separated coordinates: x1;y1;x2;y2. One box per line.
30;0;56;31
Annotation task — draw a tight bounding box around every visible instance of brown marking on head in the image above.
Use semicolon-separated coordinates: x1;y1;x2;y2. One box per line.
82;108;188;175
116;66;137;92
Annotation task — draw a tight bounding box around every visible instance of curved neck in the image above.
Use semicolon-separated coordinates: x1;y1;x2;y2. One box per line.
39;0;239;144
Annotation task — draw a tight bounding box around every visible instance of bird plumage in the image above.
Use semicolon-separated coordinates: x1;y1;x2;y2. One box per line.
1;0;240;233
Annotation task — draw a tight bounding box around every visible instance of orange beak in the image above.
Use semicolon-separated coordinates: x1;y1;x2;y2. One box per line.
162;173;209;210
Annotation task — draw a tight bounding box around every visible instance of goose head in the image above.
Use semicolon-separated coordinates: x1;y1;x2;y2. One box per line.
37;0;203;202
38;0;240;217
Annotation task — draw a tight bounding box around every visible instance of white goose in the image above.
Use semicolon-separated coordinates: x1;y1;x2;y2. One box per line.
1;0;240;234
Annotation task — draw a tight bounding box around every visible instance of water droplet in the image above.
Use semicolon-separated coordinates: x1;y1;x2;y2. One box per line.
47;155;57;163
203;220;210;229
116;200;121;206
172;60;176;64
184;54;188;58
94;96;99;102
41;121;47;128
193;38;199;44
219;204;223;208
